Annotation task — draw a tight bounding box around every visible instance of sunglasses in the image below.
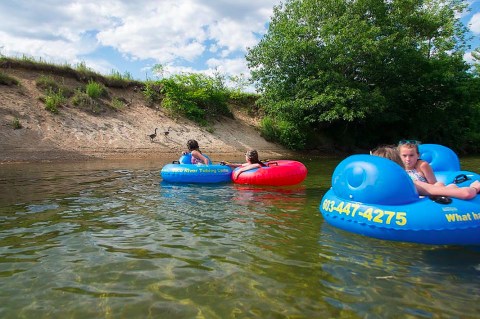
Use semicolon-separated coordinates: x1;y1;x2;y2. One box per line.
398;139;420;146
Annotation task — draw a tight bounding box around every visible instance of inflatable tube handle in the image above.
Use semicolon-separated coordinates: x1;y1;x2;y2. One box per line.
172;160;180;164
453;174;470;184
429;195;453;204
267;162;278;167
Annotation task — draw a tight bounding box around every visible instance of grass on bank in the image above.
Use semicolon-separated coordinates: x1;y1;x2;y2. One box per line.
1;55;260;127
12;117;22;129
0;71;19;85
1;55;140;88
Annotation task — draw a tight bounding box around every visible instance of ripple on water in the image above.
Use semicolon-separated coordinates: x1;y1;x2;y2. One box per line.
1;160;480;318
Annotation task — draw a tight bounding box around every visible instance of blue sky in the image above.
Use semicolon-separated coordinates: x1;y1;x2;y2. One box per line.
0;0;479;88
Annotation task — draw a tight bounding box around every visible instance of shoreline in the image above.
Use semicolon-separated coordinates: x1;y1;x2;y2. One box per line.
0;148;303;165
0;66;328;166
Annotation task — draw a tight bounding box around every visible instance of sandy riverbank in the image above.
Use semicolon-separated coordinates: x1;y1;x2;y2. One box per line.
0;68;295;164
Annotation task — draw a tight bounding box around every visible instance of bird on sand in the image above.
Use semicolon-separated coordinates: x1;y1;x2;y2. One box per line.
148;128;158;142
164;127;171;137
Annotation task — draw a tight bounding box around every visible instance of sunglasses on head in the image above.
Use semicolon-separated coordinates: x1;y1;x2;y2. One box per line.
398;139;420;146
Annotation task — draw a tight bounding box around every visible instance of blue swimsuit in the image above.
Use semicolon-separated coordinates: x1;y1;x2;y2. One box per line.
406;169;428;182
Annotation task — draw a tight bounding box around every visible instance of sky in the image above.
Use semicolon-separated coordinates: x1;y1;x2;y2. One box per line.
0;0;479;89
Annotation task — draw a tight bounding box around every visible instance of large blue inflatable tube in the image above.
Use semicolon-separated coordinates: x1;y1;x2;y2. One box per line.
161;153;233;183
319;144;480;245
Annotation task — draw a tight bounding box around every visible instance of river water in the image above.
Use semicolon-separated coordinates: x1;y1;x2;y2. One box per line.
1;156;479;318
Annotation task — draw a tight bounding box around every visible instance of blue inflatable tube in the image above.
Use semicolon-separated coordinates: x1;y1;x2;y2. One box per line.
161;154;233;183
319;145;480;245
419;144;478;186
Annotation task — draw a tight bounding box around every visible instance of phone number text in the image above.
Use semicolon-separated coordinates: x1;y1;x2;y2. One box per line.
322;199;407;226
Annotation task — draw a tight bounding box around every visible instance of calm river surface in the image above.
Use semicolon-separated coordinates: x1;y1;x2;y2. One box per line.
1;156;480;318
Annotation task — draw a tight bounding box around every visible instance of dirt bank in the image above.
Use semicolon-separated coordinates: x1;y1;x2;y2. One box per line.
0;67;293;164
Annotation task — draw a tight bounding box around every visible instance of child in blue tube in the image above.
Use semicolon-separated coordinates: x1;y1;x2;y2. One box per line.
182;139;209;164
372;146;480;200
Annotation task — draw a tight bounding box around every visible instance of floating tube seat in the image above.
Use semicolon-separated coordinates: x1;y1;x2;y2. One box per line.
233;160;307;186
319;145;480;245
161;154;232;183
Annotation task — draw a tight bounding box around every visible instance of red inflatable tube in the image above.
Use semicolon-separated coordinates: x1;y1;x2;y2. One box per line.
233;160;307;186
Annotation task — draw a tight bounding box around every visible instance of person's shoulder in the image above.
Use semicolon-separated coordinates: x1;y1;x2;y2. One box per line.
417;159;434;173
418;159;432;168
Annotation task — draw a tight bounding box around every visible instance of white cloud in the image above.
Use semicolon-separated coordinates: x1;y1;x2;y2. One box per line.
207;18;263;56
464;51;474;64
0;30;97;63
0;0;280;81
206;57;249;76
97;0;212;63
470;12;480;34
95;0;276;64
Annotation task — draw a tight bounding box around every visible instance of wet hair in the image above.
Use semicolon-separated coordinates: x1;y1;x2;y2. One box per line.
187;139;200;152
246;150;266;166
371;145;404;167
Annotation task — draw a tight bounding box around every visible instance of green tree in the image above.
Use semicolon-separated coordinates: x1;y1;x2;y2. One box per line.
472;48;480;76
247;0;479;151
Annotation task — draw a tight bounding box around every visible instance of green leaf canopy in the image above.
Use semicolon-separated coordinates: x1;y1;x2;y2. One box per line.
247;0;480;151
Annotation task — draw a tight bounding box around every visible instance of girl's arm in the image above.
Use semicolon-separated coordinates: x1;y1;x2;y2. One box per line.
191;150;209;164
419;161;438;184
221;161;242;168
233;163;261;180
414;181;476;200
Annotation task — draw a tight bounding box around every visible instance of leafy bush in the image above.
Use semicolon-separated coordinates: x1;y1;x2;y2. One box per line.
158;73;232;125
143;81;163;106
72;90;100;113
260;116;306;150
85;80;106;99
0;71;19;85
36;75;74;97
161;90;207;125
111;97;125;110
259;116;277;141
44;89;66;114
36;75;59;92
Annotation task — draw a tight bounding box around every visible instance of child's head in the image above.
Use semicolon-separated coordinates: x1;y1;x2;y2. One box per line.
371;146;404;167
397;140;420;155
245;149;260;163
187;139;200;151
397;140;421;169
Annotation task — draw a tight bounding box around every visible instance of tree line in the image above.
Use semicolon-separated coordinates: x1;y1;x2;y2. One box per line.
246;0;480;153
